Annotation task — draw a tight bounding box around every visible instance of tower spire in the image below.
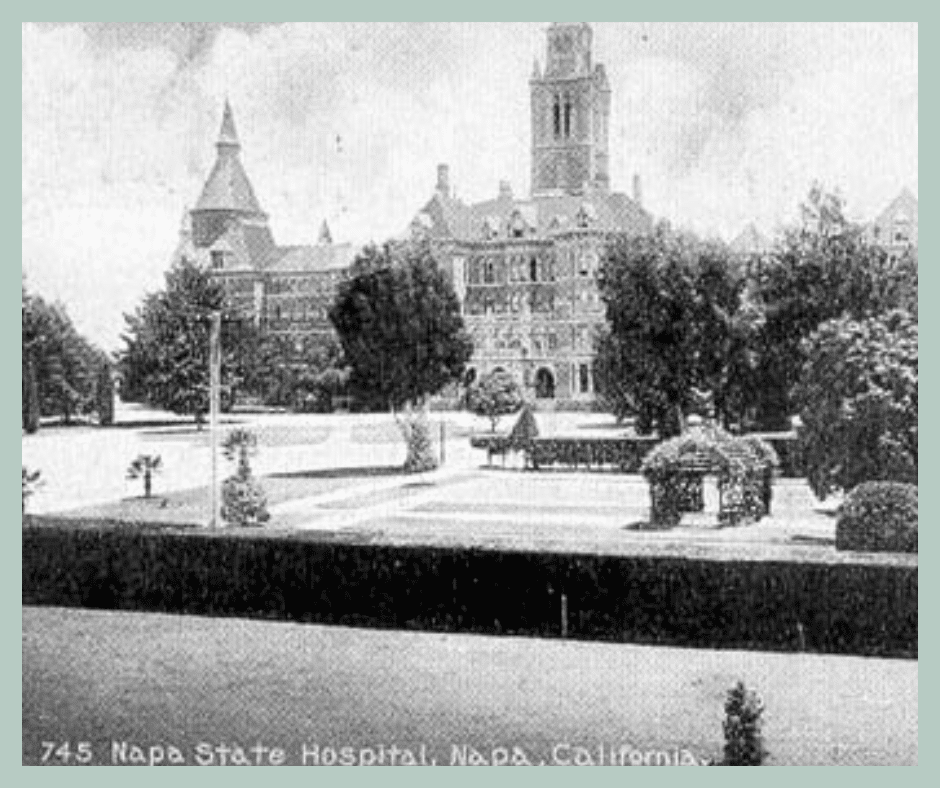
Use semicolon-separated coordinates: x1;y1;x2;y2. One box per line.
217;99;240;150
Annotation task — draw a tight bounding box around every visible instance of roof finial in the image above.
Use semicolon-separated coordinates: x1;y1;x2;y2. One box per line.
217;99;240;149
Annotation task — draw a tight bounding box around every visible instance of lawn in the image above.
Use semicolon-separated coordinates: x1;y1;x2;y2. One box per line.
22;607;918;765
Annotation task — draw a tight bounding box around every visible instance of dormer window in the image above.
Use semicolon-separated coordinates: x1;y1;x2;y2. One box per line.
509;212;528;239
482;216;500;240
575;202;597;228
210;251;225;270
893;216;911;243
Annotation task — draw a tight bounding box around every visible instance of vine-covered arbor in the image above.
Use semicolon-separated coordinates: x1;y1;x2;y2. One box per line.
640;420;779;527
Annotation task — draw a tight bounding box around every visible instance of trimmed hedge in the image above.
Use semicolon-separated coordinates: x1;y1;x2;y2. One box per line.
470;435;658;472
837;482;918;554
23;520;916;658
528;437;658;472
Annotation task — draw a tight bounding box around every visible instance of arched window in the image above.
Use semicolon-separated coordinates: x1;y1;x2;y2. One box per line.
564;96;572;137
484;259;495;284
553;95;561;137
530;257;538;282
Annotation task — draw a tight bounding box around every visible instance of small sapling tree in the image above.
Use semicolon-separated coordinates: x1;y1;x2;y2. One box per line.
127;454;162;499
220;428;269;527
467;370;524;432
722;682;767;765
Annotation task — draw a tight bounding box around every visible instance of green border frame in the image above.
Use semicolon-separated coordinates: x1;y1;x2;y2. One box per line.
12;8;928;781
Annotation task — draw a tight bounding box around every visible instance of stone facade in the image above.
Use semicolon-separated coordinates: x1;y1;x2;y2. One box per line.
176;24;652;407
865;188;918;262
174;101;353;355
409;23;652;406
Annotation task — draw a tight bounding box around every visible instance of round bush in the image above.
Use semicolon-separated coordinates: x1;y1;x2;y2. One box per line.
836;481;917;554
221;476;270;527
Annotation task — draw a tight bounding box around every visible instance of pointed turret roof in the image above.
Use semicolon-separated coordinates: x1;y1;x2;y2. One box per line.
194;102;265;215
218;100;239;148
318;220;332;245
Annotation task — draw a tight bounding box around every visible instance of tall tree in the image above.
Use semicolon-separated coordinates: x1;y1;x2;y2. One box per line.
118;258;256;426
595;224;761;437
22;283;104;427
330;241;473;471
751;184;917;429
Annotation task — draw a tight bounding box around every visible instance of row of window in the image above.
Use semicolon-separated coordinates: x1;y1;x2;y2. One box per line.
465;249;600;285
266;275;338;296
266;304;331;324
465;291;555;316
467;362;592;397
471;324;594;353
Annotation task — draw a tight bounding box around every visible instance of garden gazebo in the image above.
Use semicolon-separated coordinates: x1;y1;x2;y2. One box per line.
640;419;778;527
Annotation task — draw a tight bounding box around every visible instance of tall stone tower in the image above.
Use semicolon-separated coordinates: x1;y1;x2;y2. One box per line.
530;23;610;196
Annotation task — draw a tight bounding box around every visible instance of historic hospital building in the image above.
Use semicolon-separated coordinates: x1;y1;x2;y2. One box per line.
174;22;653;405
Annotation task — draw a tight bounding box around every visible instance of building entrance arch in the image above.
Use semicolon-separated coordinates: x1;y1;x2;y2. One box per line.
535;367;555;399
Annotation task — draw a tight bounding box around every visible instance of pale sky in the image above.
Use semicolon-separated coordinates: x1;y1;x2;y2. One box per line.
22;22;918;351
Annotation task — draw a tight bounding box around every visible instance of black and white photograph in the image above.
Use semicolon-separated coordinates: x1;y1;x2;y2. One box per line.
22;22;917;765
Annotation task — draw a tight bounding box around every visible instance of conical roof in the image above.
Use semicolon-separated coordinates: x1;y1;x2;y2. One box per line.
193;103;265;216
218;100;239;147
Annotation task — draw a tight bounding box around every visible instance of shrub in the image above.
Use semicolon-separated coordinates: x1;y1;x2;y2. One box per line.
222;428;258;479
220;428;269;526
467;370;524;431
220;476;270;527
22;466;42;514
795;311;917;499
127;454;162;498
836;481;917;554
722;682;767;765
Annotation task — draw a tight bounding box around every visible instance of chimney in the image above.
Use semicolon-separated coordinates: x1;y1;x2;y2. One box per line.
499;180;513;200
633;173;643;206
437;164;450;197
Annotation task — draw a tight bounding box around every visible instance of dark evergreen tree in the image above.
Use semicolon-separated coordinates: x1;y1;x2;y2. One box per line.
22;282;103;427
330;240;473;471
595;224;762;437
118;258;257;426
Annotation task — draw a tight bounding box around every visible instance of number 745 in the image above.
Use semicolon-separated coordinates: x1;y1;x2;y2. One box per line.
40;741;93;764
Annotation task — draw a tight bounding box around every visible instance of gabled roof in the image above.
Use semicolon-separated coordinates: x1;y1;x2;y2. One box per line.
873;187;918;227
263;243;357;274
206;221;276;271
451;188;651;241
730;223;772;255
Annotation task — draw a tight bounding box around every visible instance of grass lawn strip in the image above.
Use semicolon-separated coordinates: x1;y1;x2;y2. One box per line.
22;606;918;766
